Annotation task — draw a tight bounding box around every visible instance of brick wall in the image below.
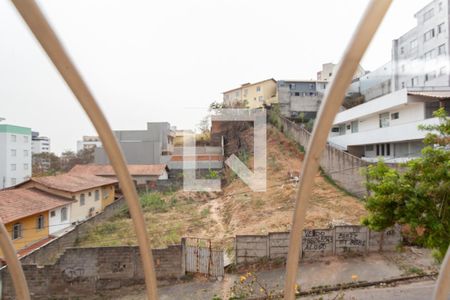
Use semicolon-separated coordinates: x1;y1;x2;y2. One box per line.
20;197;126;265
235;225;402;264
1;245;184;299
278;116;369;197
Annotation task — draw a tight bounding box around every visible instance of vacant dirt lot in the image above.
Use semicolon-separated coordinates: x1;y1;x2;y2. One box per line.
78;126;367;251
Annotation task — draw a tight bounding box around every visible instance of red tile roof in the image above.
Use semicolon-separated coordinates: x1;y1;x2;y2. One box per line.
0;188;73;224
170;155;223;162
69;164;168;177
29;173;118;193
16;236;55;258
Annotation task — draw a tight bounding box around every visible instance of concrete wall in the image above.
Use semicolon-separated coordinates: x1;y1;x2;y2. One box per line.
1;245;184;299
19;197;126;266
235;226;402;264
279;116;369;197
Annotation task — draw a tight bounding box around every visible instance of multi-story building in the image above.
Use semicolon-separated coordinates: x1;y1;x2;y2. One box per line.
0;188;74;259
277;80;329;119
31;131;51;154
350;0;450;102
0;124;32;189
76;136;102;152
328;88;450;162
317;63;366;82
223;78;277;109
94;122;175;165
392;0;450;90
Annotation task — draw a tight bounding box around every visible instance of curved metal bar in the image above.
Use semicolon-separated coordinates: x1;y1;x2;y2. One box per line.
0;220;30;300
10;1;159;299
283;1;392;299
433;247;450;300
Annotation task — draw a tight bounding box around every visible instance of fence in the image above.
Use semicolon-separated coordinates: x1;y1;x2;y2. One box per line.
235;225;402;264
278;116;369;197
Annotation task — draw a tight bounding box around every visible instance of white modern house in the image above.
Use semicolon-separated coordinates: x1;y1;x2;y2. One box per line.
0;124;32;189
328;88;450;163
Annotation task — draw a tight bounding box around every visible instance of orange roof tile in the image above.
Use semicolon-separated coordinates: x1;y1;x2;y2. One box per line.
29;173;118;193
0;188;73;224
69;164;168;177
170;155;223;162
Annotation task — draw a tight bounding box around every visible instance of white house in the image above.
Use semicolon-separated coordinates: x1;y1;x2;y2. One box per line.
48;203;72;234
328;88;450;163
0;124;32;189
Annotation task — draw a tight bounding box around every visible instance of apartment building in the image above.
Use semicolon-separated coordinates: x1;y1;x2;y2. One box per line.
223;78;277;109
350;0;450;102
0;188;73;258
18;173;117;221
328;88;450;162
76;136;102;152
94;122;175;165
317;63;366;82
277;80;329;119
392;0;450;90
31;131;51;154
0;124;32;189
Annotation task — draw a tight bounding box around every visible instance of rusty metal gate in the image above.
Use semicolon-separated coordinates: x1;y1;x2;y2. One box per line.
183;237;224;277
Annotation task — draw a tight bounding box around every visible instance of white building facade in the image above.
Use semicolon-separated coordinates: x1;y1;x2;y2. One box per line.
77;136;102;152
328;89;450;163
0;124;32;189
31;131;51;154
48;204;72;234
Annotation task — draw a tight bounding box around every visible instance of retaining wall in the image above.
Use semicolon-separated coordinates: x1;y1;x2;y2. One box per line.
1;245;184;299
279;116;369;197
235;225;401;264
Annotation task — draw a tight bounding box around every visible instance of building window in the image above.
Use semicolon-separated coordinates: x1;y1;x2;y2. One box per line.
440;66;447;76
61;207;68;222
365;145;374;152
425;71;437;81
423;8;434;22
401;82;405;88
289;83;296;90
11;149;16;157
24;163;29;170
351;121;359;133
294;92;300;96
11;164;16;171
37;215;45;230
50;210;56;218
23;150;28;157
379;113;390;128
309;83;314;90
439;2;443;11
391;112;399;120
400;46;404;54
80;193;85;206
424;29;435;42
95;190;100;201
243;89;248;97
386;144;391;156
256;86;261;92
331;127;340;133
338;124;346;136
23;136;29;143
376;144;380;156
88;191;92;197
410;39;418;49
11;178;16;186
11;134;16;142
411;77;419;87
438;22;445;34
258;96;264;102
12;223;22;240
438;44;446;55
424;49;435;60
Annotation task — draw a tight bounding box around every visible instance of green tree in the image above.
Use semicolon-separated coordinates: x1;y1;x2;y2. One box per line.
362;108;450;261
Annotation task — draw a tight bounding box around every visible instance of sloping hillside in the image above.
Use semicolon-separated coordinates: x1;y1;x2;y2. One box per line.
78;126;367;250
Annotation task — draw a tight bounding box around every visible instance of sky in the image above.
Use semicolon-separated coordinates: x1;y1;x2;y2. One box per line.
0;0;431;154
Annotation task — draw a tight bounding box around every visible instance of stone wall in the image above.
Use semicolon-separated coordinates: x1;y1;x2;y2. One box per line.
20;197;126;266
1;245;184;299
235;225;402;264
279;116;369;197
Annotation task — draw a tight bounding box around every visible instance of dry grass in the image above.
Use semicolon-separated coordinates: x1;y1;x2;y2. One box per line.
78;126;367;250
